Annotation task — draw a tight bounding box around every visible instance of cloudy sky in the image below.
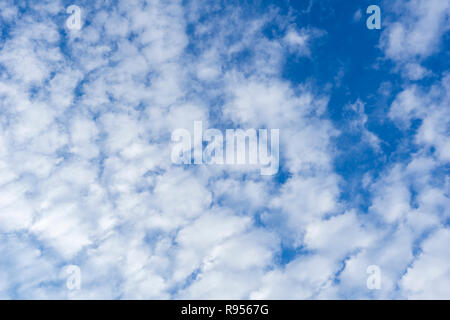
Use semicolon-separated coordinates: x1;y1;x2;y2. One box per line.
0;0;449;299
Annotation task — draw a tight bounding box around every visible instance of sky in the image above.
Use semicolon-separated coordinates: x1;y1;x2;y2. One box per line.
0;0;449;299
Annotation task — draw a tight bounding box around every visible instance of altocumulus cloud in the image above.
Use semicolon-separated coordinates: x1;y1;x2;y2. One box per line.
0;0;448;299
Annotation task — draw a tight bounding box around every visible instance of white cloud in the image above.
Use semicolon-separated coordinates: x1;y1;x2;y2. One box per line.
380;0;450;80
389;74;450;162
381;0;450;61
402;63;431;80
400;229;450;299
0;0;448;300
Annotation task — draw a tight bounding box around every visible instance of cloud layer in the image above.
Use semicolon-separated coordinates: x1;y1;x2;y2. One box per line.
0;0;448;299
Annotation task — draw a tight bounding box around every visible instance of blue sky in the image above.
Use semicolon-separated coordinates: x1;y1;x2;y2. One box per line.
0;0;449;299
